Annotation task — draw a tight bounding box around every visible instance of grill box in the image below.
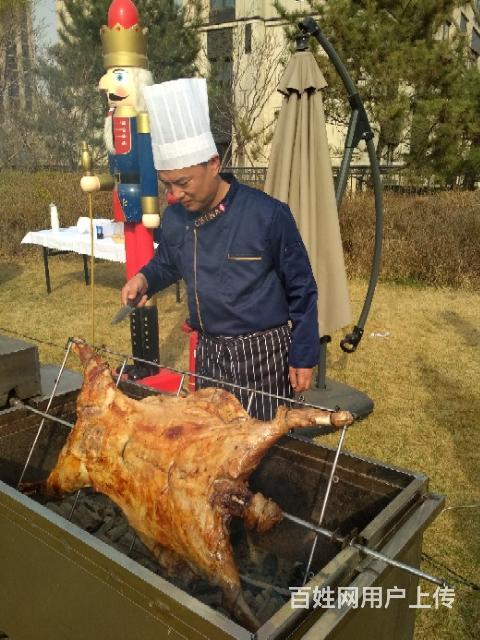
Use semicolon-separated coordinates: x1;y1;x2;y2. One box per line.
0;393;443;640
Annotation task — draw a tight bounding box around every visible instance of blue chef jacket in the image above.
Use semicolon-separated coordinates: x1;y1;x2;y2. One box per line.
140;175;320;368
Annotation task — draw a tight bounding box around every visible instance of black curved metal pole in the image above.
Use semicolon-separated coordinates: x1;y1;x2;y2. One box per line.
299;17;383;358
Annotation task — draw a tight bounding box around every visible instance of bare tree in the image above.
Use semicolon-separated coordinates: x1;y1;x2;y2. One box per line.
0;0;41;168
0;0;32;114
207;23;289;166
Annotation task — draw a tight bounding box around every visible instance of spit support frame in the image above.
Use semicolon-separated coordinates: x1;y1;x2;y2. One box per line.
10;337;449;591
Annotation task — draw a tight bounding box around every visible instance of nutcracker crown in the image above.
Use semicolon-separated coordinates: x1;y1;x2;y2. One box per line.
100;0;148;70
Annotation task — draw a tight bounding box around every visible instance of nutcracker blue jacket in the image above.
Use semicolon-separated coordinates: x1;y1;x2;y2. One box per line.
140;175;320;368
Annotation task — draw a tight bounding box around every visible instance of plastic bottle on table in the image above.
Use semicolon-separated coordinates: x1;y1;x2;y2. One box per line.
49;203;59;231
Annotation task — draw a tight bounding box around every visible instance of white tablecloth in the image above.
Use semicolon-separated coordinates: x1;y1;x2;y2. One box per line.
22;227;126;263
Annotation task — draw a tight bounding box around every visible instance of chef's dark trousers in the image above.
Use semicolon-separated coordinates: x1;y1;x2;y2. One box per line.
195;324;293;421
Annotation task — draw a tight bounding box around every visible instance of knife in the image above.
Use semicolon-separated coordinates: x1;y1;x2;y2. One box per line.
111;294;143;325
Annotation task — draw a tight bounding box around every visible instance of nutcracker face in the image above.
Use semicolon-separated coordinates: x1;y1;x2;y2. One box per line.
99;67;137;108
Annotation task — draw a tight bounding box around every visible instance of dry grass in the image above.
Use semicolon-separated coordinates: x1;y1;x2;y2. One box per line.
0;170;112;258
0;255;188;371
0;255;478;638
1;170;479;289
324;281;480;640
340;190;480;288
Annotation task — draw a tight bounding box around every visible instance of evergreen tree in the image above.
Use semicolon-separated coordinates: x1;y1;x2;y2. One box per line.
459;66;480;188
274;0;479;185
34;0;202;168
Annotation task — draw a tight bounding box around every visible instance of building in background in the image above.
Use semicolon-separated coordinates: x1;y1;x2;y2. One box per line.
0;0;35;114
197;1;309;167
448;3;480;66
192;1;480;170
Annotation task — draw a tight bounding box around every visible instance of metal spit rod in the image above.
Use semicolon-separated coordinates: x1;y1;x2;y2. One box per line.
302;424;349;585
283;512;449;588
16;340;74;488
11;336;344;443
99;344;339;414
11;402;74;429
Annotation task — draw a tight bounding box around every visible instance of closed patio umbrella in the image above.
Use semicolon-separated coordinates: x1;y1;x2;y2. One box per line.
265;50;352;338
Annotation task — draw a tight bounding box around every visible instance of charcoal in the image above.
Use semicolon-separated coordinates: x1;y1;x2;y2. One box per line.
245;538;263;567
36;490;292;626
107;522;130;542
96;532;115;545
191;579;212;595
289;561;306;587
121;531;136;549
71;503;104;532
243;590;256;607
261;552;278;577
257;596;280;623
46;501;73;519
198;590;223;608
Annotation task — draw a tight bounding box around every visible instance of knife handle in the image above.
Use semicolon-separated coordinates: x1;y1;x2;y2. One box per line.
127;292;144;308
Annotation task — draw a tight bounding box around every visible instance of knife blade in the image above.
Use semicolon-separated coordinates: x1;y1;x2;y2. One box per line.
111;304;135;325
111;294;143;325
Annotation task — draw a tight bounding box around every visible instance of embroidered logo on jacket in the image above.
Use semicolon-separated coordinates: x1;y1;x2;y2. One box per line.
194;203;226;228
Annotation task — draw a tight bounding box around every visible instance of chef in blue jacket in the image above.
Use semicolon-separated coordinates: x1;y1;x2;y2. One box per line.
122;78;320;420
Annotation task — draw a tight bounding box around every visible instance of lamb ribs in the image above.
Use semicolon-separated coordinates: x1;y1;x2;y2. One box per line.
36;340;353;629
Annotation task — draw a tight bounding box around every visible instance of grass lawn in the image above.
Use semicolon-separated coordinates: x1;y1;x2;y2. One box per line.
0;253;478;639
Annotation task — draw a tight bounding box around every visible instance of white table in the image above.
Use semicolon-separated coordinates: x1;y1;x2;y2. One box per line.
22;227;126;294
21;228;181;302
22;227;127;260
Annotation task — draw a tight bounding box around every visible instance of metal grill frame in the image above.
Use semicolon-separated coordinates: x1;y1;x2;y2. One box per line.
1;337;447;639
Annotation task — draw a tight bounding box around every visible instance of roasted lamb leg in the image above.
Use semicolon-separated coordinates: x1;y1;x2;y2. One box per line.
36;339;353;629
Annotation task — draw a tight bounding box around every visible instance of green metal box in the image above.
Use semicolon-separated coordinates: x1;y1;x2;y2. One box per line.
0;403;443;639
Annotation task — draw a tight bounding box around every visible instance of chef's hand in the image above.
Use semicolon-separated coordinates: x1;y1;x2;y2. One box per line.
289;367;313;394
121;273;148;307
80;175;100;193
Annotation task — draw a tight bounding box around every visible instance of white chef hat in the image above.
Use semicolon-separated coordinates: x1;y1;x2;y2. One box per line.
143;78;218;171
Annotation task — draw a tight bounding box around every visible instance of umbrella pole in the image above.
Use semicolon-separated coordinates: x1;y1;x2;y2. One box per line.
316;336;330;390
335;137;355;208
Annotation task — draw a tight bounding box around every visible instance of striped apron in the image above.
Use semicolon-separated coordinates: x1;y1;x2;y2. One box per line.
195;324;293;421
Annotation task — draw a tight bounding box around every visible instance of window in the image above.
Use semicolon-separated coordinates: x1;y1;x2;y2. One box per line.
442;21;450;40
207;28;233;152
209;0;235;24
207;28;233;63
211;0;235;9
245;23;252;54
460;13;469;33
468;49;479;69
472;28;480;55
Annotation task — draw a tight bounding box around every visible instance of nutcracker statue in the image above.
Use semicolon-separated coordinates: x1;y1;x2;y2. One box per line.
80;0;160;380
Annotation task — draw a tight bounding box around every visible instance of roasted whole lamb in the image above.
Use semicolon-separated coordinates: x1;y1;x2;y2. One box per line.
29;340;353;628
